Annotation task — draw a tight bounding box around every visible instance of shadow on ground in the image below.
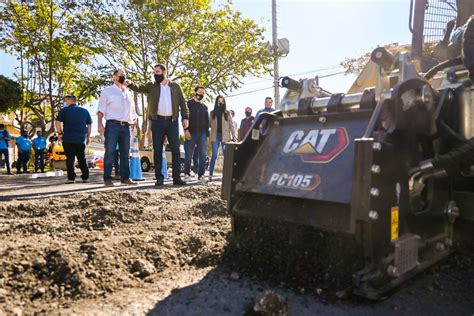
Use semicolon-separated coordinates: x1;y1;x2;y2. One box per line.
148;228;474;316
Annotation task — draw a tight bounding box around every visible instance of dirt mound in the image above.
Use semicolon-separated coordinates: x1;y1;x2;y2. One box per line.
0;185;229;312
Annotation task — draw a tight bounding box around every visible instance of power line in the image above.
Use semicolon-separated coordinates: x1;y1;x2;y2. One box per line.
317;70;346;78
244;64;342;86
226;70;347;98
226;86;274;98
288;65;343;77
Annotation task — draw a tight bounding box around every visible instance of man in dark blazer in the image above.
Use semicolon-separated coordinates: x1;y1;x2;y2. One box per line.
127;64;189;186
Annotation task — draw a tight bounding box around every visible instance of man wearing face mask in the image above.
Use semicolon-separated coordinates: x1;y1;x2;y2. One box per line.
127;64;189;186
239;107;254;141
32;130;47;173
183;85;209;182
97;68;139;187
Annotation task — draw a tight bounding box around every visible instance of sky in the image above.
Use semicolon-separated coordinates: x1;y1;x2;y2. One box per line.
225;0;412;123
0;0;413;132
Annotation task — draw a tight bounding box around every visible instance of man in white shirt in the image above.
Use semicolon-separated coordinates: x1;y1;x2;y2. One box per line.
97;68;139;187
127;64;189;186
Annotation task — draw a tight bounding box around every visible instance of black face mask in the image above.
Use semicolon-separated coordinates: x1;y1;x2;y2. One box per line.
196;94;204;101
245;111;252;117
118;75;126;84
154;74;164;83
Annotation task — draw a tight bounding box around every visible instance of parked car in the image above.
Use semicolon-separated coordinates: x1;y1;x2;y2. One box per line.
75;154;102;169
139;145;208;173
139;144;186;173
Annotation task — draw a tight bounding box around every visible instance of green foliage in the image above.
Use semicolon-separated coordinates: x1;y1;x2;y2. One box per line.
87;0;271;97
0;0;106;133
1;0;271;137
340;52;371;75
0;75;22;113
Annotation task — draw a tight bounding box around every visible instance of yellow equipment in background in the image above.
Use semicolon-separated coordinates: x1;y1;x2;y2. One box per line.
50;144;67;170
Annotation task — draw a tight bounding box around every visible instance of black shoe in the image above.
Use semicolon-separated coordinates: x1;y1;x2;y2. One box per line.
7;172;13;175
173;178;187;186
155;179;164;187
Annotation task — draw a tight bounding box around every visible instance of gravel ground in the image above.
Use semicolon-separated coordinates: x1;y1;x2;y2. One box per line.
0;184;473;315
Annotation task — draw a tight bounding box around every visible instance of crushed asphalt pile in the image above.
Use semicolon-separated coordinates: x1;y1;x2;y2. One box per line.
0;185;473;314
0;186;229;313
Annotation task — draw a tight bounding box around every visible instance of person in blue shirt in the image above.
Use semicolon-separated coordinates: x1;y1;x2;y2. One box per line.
55;95;92;184
0;124;13;175
32;130;47;173
255;97;275;119
15;130;32;173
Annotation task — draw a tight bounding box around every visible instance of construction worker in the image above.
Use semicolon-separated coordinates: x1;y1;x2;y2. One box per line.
0;123;13;175
15;130;31;173
32;130;47;173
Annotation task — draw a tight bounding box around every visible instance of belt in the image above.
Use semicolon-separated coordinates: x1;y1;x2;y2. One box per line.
107;120;130;126
157;115;173;120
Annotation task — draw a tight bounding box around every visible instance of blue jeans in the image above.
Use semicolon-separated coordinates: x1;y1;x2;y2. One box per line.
151;118;181;181
209;134;225;176
17;150;30;172
113;149;120;176
0;148;11;173
34;149;45;172
104;122;131;181
184;132;207;177
184;140;199;174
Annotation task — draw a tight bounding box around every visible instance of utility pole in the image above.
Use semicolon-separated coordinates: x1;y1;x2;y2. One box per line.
272;0;280;108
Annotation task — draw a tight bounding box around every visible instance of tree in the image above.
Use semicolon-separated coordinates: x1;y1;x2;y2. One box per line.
87;0;271;144
340;52;371;75
0;75;22;113
0;0;106;134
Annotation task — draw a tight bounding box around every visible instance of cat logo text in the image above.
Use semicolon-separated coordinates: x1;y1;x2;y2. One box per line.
282;128;349;163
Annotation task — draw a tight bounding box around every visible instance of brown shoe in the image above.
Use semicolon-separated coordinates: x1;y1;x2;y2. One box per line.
104;179;114;187
121;179;138;185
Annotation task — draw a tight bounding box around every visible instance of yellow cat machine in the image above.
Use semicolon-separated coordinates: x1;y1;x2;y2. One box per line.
49;144;67;170
222;0;474;299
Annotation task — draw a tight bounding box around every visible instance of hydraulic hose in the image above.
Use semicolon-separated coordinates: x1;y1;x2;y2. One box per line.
423;57;463;81
432;138;474;176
